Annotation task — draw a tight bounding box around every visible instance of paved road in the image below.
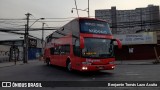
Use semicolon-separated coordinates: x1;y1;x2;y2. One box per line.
0;60;160;90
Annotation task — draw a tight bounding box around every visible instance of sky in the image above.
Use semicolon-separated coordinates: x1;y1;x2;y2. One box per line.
0;0;160;39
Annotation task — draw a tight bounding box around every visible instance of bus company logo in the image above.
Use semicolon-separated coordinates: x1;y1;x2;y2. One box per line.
2;82;11;87
86;59;100;63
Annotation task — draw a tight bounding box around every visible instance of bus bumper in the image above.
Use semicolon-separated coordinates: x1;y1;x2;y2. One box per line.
80;64;115;71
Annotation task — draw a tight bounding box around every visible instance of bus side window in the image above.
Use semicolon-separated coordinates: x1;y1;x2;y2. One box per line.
54;47;60;55
74;39;81;57
65;45;70;54
60;45;70;55
60;45;65;54
50;47;54;55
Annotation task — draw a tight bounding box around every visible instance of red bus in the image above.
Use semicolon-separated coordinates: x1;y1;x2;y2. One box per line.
44;17;122;72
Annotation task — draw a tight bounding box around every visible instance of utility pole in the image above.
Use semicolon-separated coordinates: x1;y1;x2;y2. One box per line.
140;8;143;31
74;0;79;17
23;24;27;63
88;0;90;17
41;23;45;58
24;13;31;63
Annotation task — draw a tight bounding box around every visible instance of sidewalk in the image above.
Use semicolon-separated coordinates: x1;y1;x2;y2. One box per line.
0;60;158;68
115;60;156;65
0;60;39;68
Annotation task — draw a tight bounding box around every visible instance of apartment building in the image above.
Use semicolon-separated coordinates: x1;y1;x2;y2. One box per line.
95;5;160;34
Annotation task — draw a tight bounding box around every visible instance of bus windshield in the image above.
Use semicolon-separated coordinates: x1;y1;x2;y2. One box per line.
80;19;112;35
82;38;114;58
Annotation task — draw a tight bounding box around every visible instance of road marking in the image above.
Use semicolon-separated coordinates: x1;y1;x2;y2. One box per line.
126;72;140;75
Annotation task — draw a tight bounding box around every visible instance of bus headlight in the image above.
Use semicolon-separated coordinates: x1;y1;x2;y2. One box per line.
111;66;115;69
82;66;88;70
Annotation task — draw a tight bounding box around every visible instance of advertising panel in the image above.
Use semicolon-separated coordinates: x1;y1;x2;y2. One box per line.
29;39;37;47
114;32;157;45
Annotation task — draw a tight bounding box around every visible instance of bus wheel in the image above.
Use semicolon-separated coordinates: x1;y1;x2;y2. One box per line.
67;61;72;71
46;59;50;66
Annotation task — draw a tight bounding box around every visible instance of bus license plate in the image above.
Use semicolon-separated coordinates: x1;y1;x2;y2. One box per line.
97;66;104;69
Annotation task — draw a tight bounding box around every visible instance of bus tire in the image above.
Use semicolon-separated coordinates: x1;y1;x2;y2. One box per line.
46;59;50;66
66;60;72;71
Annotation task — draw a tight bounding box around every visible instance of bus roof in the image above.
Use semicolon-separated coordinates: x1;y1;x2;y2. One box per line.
76;17;108;22
45;17;109;40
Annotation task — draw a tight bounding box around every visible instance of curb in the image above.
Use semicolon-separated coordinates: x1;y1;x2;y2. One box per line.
0;60;38;68
115;60;156;65
0;62;24;68
115;63;153;65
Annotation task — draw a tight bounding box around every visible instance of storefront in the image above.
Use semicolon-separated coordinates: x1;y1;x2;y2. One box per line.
0;38;42;62
114;32;158;60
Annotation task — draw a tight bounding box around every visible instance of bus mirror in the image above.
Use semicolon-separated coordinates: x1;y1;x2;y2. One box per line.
80;36;85;49
113;39;122;49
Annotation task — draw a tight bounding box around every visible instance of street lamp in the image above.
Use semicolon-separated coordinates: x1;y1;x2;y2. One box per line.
72;0;89;17
29;18;45;29
71;8;88;12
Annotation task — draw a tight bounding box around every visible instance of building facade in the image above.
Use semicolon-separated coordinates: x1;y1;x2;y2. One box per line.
113;32;158;60
0;38;42;62
95;5;160;34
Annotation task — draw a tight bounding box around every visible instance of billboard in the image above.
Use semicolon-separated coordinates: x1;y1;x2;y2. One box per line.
114;32;157;45
29;39;37;47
